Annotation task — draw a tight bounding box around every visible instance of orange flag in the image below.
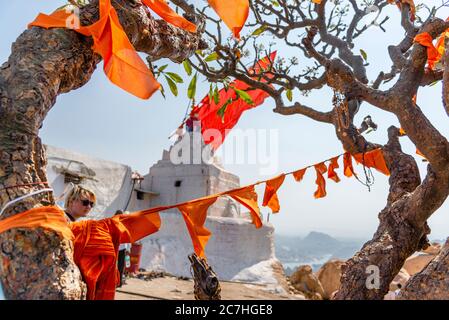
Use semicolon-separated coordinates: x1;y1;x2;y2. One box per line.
327;156;341;183
207;0;249;39
343;152;355;178
29;0;160;99
414;32;439;70
293;168;307;182
262;174;285;214
314;162;327;199
228;185;262;228
353;149;390;176
142;0;197;33
177;197;217;258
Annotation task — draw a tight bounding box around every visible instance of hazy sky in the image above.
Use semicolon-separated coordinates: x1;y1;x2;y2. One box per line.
1;1;448;240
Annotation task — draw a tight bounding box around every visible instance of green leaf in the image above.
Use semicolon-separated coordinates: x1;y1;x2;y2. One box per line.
360;49;368;62
252;25;268;36
205;52;219;62
216;98;233;123
195;50;205;57
183;60;192;76
159;84;166;99
188;73;198;100
286;89;293;102
270;0;280;7
166;72;184;83
213;86;220;105
208;84;213;102
158;64;168;72
164;75;178;96
233;87;254;105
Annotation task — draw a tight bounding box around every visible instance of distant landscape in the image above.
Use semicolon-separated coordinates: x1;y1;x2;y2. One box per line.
274;231;367;275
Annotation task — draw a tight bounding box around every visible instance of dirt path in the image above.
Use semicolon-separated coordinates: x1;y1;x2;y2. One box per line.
115;276;305;300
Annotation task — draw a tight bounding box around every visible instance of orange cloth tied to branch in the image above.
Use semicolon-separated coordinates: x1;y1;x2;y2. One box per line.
352;149;390;176
262;174;285;213
28;0;196;99
0;206;73;241
178;197;217;258
228;185;262;228
414;32;440;70
327;156;341;183
314;162;327;199
207;0;249;39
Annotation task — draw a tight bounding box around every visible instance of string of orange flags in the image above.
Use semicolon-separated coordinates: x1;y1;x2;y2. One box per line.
0;148;390;263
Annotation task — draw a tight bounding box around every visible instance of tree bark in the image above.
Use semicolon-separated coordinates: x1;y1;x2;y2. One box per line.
333;125;449;299
0;0;204;299
398;238;449;299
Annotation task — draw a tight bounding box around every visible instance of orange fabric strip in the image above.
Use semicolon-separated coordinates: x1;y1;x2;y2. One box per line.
178;197;217;258
343;152;355;178
314;162;327;199
262;174;285;214
327;156;341;183
353;149;390;176
414;32;439;70
388;0;415;21
141;0;197;32
292;168;307;182
28;0;160;99
228;185;262;228
207;0;249;39
0;206;73;241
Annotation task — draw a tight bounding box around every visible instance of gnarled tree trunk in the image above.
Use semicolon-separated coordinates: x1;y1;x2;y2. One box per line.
0;0;205;299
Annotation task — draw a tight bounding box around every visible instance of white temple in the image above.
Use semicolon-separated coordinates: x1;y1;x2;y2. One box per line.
45;132;283;287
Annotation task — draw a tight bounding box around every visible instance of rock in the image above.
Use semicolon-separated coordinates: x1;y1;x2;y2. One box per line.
422;243;441;255
289;265;324;300
384;291;397;300
403;253;436;276
389;268;410;291
315;259;345;299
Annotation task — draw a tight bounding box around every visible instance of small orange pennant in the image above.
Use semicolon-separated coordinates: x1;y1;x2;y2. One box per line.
262;174;286;214
228;185;262;228
314;162;327;199
414;32;439;70
343;152;355;178
293;168;307;182
177;197;217;257
327;156;341;183
207;0;249;39
353;149;390;176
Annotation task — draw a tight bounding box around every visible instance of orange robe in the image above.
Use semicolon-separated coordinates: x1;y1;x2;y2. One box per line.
70;211;161;300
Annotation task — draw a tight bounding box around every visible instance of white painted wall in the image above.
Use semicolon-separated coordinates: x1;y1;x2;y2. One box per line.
139;212;276;282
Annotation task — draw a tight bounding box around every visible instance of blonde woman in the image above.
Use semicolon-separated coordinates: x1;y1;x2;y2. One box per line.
64;185;96;222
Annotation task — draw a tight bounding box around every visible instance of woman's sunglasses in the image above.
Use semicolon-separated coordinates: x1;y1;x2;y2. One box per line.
81;199;95;207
